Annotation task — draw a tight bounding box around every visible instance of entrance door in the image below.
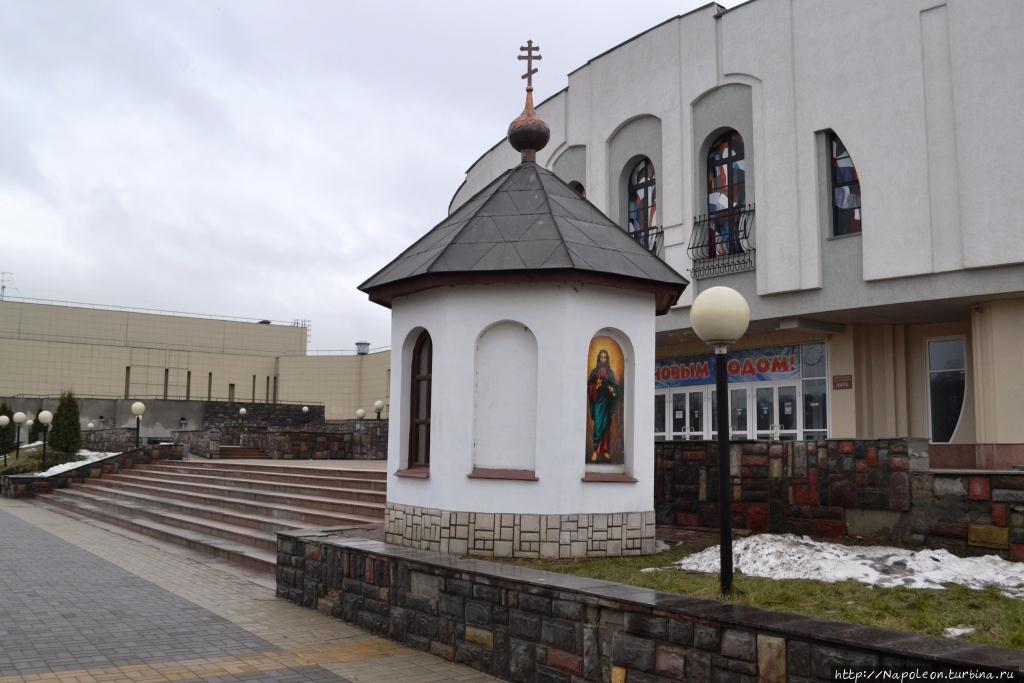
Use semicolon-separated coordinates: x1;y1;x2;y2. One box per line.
710;386;750;440
754;383;800;440
669;389;706;440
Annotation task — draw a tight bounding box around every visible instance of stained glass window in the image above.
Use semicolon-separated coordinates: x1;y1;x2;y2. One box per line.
830;134;861;236
705;130;746;257
627;158;657;234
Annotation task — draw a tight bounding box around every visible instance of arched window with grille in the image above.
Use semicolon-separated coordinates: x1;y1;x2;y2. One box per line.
830;133;861;236
626;157;657;234
706;130;746;257
408;330;432;468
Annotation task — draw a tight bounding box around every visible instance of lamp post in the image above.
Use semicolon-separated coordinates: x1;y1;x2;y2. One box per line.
131;401;146;450
239;407;247;445
373;400;384;419
87;422;95;430
13;412;25;460
690;286;750;596
38;410;53;469
0;415;8;467
301;405;309;414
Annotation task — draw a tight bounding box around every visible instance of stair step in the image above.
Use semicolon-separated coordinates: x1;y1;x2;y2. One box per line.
126;469;386;503
38;493;277;573
79;478;383;526
52;488;282;551
218;446;268;459
98;473;384;517
148;461;387;481
144;463;387;490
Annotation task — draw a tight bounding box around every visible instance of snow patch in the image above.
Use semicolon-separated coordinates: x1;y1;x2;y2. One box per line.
661;534;1024;599
33;450;120;477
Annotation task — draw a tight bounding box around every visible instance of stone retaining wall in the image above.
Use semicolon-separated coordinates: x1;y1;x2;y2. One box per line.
81;428;137;453
276;532;1022;682
172;420;387;460
2;443;183;498
202;402;324;428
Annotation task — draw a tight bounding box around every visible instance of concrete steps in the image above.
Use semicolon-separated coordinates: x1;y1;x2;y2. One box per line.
39;460;387;573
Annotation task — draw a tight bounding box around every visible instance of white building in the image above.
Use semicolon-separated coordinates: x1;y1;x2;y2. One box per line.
451;0;1024;461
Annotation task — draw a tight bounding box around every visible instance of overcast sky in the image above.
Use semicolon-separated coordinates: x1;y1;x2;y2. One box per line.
0;0;728;350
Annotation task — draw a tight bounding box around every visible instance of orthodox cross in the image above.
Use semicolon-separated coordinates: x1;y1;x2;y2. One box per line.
518;40;542;91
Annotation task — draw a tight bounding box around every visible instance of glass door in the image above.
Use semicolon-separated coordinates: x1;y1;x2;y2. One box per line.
654;392;668;440
711;386;750;440
669;389;706;440
754;383;801;440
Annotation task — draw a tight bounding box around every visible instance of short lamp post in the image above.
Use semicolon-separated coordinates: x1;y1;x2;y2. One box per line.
87;422;95;430
38;410;53;469
373;400;384;419
13;412;26;460
239;407;247;445
689;286;750;596
0;415;9;467
301;405;309;414
131;401;146;450
355;408;366;420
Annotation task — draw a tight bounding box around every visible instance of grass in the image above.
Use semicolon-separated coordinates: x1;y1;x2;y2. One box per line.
516;542;1024;650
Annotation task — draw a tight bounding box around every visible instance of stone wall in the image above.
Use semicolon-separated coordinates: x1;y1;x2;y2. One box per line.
201;402;324;429
80;428;137;453
267;422;387;460
276;533;1022;682
910;470;1024;561
385;503;656;559
655;439;917;540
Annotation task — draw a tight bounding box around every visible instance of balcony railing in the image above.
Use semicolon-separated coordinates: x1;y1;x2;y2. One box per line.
687;204;756;279
628;225;664;257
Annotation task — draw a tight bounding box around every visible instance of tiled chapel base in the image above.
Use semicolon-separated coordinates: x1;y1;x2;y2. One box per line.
385;502;656;558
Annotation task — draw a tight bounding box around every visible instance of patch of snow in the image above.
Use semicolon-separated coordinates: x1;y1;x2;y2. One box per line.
943;625;976;638
21;441;43;449
662;534;1024;600
33;450;119;477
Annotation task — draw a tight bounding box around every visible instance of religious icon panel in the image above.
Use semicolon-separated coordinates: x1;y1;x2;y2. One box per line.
586;335;625;465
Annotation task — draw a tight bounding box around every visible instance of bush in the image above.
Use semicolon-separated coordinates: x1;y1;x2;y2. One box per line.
49;392;82;455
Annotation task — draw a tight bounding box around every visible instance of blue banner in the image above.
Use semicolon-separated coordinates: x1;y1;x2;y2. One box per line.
655;346;800;388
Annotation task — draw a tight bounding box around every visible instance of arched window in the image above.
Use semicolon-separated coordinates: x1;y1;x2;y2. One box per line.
408;330;432;467
627;158;657;234
568;180;586;199
830;133;861;236
705;130;746;257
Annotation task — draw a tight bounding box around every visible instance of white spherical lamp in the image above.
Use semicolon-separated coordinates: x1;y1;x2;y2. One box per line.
87;422;95;430
13;412;26;425
355;408;366;420
131;401;146;417
690;286;750;347
0;415;8;427
38;410;53;425
301;406;309;414
25;419;33;428
239;407;247;416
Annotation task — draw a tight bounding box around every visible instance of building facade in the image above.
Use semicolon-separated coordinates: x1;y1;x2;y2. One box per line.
452;0;1024;449
0;299;389;421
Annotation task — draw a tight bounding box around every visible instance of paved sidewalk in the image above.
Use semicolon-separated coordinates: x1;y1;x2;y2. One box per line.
0;499;495;683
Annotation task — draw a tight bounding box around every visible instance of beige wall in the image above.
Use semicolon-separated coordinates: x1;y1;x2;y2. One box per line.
278;351;390;421
972;298;1024;443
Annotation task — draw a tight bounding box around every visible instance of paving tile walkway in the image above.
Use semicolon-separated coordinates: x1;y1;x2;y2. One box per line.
0;499;496;683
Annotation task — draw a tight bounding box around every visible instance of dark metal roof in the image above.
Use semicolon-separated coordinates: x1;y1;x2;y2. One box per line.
359;162;688;311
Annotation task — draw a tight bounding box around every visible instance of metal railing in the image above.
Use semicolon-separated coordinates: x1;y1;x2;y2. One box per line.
687;205;756;279
628;225;664;257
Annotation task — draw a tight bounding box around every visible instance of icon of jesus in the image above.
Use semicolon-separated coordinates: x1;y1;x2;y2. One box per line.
587;348;620;462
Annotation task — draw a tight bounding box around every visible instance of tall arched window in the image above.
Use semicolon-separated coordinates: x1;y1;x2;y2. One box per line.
705;130;746;257
830;133;861;236
408;330;432;468
627;158;657;234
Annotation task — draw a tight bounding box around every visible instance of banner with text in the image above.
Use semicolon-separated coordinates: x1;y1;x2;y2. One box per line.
655;346;801;388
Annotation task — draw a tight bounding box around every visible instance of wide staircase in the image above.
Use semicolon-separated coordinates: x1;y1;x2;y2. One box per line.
37;460;386;573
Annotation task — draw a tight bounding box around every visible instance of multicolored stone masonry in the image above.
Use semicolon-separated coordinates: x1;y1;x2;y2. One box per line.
276;532;1022;682
654;439;1024;561
385;502;656;559
173;419;387;460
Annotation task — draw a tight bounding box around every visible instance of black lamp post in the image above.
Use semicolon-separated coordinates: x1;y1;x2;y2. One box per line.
239;407;247;445
0;415;8;467
38;411;53;470
373;400;384;419
131;401;146;450
13;412;25;460
690;286;750;595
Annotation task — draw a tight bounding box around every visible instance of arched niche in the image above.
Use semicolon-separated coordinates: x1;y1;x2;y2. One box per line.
472;321;538;473
606;115;662;229
584;327;635;474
